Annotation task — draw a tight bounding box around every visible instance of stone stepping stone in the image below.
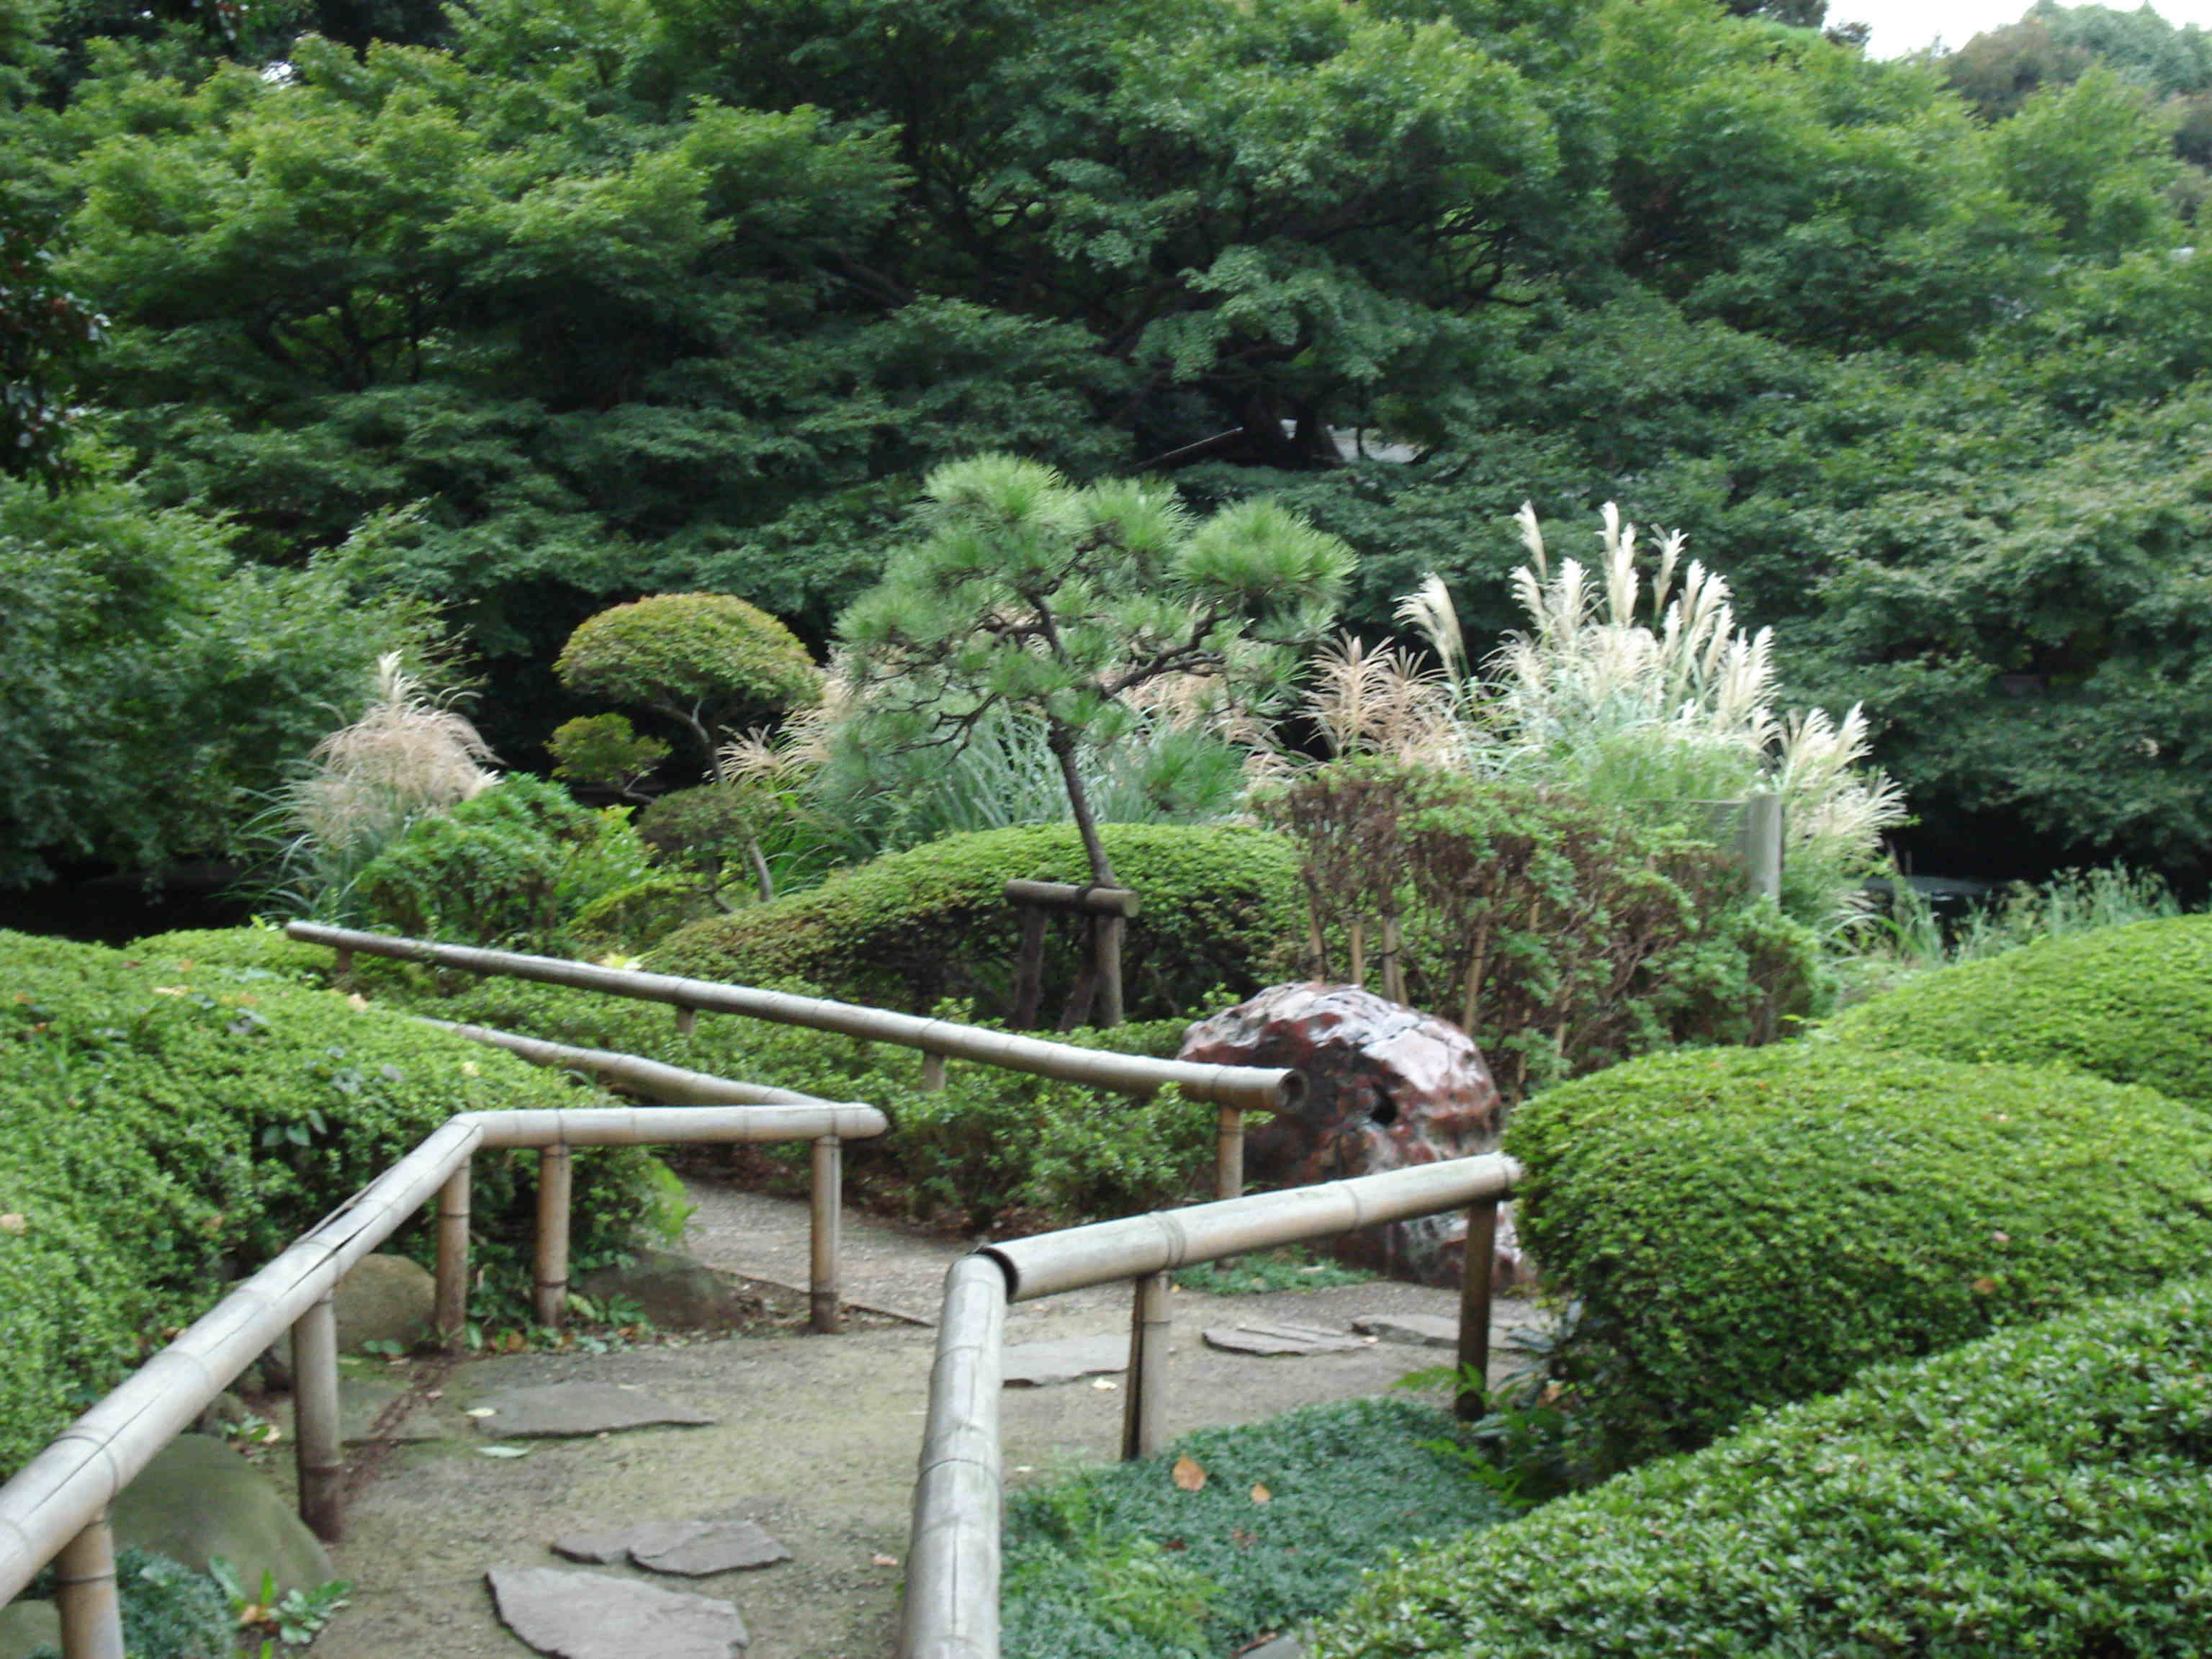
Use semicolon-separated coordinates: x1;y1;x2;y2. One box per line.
469;1382;715;1439
1001;1334;1128;1388
1349;1312;1460;1349
553;1518;790;1576
1202;1321;1368;1357
487;1566;746;1658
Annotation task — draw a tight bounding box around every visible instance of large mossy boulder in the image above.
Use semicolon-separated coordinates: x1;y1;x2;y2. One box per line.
112;1437;332;1598
1822;913;2212;1109
647;822;1304;1021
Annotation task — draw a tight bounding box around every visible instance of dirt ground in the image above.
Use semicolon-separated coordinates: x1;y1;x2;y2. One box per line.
310;1179;1537;1659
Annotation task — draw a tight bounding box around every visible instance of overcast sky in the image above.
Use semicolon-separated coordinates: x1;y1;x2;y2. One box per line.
1838;0;2212;58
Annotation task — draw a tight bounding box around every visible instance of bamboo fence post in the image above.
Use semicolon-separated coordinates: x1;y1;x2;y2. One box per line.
1740;793;1784;901
1095;914;1125;1029
1215;1107;1244;1203
1380;916;1405;1004
434;1161;471;1350
53;1511;122;1659
534;1145;572;1332
1348;920;1366;989
293;1290;346;1541
673;1006;696;1038
920;1051;947;1092
1120;1272;1170;1461
810;1136;842;1334
899;1256;1006;1659
1456;1199;1498;1422
331;946;354;984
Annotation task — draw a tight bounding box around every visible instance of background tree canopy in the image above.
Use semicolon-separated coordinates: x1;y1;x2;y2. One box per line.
4;0;2211;888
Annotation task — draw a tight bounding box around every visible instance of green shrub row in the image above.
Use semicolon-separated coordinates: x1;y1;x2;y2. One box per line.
1824;912;2212;1110
1312;1276;2212;1658
646;822;1305;1022
0;930;656;1478
1504;1041;2212;1469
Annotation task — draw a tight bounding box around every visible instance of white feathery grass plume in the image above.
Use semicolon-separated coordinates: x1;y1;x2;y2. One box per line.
1516;500;1547;579
297;654;497;852
1394;574;1467;688
1601;502;1639;627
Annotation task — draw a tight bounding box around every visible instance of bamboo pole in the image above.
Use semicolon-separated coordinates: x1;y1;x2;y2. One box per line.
1215;1107;1244;1203
1010;906;1049;1030
921;1052;948;1093
986;1154;1521;1303
1740;793;1784;902
434;1162;471;1351
424;1020;833;1106
1349;919;1366;989
1380;916;1405;1004
674;1006;696;1038
534;1146;572;1332
811;1137;842;1335
292;924;1297;1113
899;1256;1008;1659
1457;1200;1498;1423
1120;1272;1170;1462
292;1292;345;1542
1095;914;1125;1030
1002;881;1139;916
53;1513;122;1659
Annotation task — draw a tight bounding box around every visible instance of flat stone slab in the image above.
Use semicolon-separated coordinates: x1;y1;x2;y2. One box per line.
1202;1321;1368;1357
553;1518;789;1576
488;1566;745;1658
1238;1637;1305;1659
1349;1312;1460;1349
1002;1335;1128;1388
470;1382;716;1439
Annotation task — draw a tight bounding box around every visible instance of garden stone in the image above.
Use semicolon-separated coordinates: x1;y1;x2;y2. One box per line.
470;1382;715;1438
552;1518;790;1575
1349;1312;1460;1349
110;1434;332;1597
1179;984;1506;1285
577;1249;754;1331
1000;1334;1128;1387
1202;1321;1368;1357
0;1599;58;1659
487;1565;747;1658
1237;1639;1305;1659
261;1251;438;1379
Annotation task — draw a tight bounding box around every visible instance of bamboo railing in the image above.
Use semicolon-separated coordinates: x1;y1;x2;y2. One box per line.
287;923;1301;1202
0;1090;888;1659
898;1152;1521;1659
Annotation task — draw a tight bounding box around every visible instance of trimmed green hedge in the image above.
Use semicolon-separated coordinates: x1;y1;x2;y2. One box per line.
0;930;653;1478
1506;1042;2212;1468
1824;913;2212;1109
1312;1277;2212;1658
647;822;1303;1020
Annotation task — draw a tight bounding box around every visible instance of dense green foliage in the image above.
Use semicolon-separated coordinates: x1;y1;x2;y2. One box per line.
1312;1277;2212;1658
1503;1042;2212;1468
1824;913;2212;1108
20;1550;234;1659
0;928;655;1478
1005;1398;1511;1659
1262;763;1826;1097
647;822;1303;1021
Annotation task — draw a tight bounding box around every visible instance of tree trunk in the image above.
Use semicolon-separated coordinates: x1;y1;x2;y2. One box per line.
1048;723;1119;889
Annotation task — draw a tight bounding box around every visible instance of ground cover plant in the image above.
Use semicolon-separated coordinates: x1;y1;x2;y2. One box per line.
1823;912;2212;1109
0;929;657;1478
19;1548;234;1659
1310;1276;2212;1658
1503;1040;2212;1471
1003;1397;1512;1659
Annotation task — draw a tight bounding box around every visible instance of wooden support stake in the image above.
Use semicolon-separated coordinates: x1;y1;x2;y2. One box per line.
1215;1106;1244;1204
810;1136;842;1334
435;1161;471;1351
1380;916;1405;1004
673;1005;696;1038
1057;925;1100;1033
1121;1272;1170;1461
1349;920;1367;989
1456;1198;1498;1422
534;1145;572;1332
293;1291;346;1541
1095;913;1125;1030
54;1511;123;1659
1010;905;1050;1030
331;946;354;984
920;1051;947;1093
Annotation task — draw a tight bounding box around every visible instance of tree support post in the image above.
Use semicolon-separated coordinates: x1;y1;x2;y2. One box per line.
435;1160;471;1350
534;1145;572;1332
294;1290;346;1541
54;1511;122;1659
810;1136;842;1334
1121;1271;1170;1460
1456;1198;1498;1423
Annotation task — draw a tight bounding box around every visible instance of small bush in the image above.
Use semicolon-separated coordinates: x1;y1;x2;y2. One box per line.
647;822;1303;1022
1005;1398;1511;1659
1505;1041;2212;1470
0;930;654;1478
354;774;657;951
22;1549;233;1659
1312;1277;2212;1659
1824;913;2212;1110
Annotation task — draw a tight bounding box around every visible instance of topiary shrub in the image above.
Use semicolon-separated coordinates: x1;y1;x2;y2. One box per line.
1504;1042;2212;1470
1822;913;2212;1110
645;822;1304;1021
1311;1276;2212;1659
0;930;655;1479
354;774;657;952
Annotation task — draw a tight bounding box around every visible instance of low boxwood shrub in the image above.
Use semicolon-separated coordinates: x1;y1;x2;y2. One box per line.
1823;913;2212;1109
0;930;655;1478
1506;1042;2212;1470
645;822;1303;1021
1311;1277;2212;1658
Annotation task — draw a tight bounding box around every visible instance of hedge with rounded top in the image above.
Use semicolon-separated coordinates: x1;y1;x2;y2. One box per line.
1505;1040;2212;1469
1311;1275;2212;1658
1822;913;2212;1109
647;822;1304;1020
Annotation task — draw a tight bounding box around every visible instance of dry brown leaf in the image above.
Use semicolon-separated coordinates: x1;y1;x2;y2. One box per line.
1171;1455;1206;1492
1250;1483;1271;1503
871;1553;899;1568
1970;1277;1997;1295
0;1213;25;1236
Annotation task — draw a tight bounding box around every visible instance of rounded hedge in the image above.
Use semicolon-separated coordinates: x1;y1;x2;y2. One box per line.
1505;1041;2212;1468
646;822;1304;1020
1823;913;2212;1109
1313;1275;2212;1658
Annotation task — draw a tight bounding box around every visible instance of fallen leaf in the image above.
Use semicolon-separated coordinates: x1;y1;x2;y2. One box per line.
871;1553;899;1568
1992;1231;2011;1246
1971;1277;1998;1295
1161;1537;1187;1552
1090;1377;1118;1391
152;986;186;996
1231;1529;1256;1549
1250;1483;1271;1503
477;1445;531;1459
1172;1455;1206;1492
347;994;369;1011
465;1407;498;1418
0;1213;26;1236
